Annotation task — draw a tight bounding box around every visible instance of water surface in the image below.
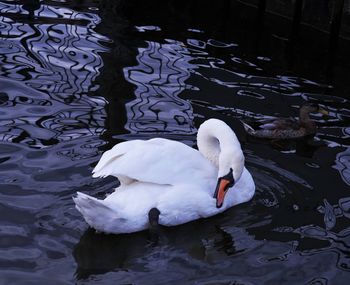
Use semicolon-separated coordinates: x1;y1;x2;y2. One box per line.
0;1;349;284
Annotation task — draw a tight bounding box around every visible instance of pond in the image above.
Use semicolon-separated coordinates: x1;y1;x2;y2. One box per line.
0;0;349;284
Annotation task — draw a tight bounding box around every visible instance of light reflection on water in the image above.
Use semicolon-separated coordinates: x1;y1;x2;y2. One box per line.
0;0;350;284
122;40;196;138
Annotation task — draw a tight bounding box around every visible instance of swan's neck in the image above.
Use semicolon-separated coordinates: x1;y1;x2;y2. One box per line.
197;119;244;178
197;129;218;167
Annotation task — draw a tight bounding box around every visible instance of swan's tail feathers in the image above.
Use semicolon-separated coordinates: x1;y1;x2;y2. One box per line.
73;192;121;233
240;120;256;135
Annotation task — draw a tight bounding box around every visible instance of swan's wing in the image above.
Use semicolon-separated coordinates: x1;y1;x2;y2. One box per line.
92;138;216;186
92;140;143;176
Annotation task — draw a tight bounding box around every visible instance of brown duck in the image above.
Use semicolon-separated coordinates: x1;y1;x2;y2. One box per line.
242;103;328;139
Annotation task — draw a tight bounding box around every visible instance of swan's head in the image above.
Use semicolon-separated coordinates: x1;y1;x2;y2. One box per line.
197;119;245;208
214;148;244;208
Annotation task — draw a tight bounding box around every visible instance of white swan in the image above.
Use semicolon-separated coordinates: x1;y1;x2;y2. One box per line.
73;119;255;234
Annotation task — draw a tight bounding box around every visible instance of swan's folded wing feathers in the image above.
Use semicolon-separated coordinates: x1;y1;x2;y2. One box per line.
92;140;143;178
92;138;216;187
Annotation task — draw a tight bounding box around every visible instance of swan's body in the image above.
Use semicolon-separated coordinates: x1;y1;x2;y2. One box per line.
73;119;255;234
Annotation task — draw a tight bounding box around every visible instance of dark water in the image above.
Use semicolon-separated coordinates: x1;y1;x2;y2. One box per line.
0;0;350;284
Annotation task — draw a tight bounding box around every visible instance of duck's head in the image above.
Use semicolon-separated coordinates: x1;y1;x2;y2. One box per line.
197;119;245;208
301;103;329;116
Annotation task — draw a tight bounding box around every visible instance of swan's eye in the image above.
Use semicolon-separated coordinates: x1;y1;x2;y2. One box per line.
222;168;235;188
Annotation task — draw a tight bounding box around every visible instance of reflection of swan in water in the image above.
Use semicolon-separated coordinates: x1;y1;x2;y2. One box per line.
73;119;255;234
73;228;150;279
73;220;259;280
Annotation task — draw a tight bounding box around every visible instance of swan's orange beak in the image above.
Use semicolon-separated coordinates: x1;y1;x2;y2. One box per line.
214;169;235;208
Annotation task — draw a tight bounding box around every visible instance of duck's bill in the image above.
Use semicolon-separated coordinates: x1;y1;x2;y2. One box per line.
318;108;329;116
214;178;233;208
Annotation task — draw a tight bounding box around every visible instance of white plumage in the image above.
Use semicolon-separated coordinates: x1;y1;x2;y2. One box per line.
73;119;255;234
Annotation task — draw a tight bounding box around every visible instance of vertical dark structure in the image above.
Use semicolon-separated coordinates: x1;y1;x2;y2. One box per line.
327;0;345;81
287;0;304;69
22;0;41;19
255;0;267;53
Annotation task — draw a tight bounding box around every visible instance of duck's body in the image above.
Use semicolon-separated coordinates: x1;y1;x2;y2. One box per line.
242;103;328;139
73;119;255;234
242;117;313;139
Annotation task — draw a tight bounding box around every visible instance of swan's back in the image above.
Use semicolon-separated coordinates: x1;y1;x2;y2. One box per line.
92;138;217;187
